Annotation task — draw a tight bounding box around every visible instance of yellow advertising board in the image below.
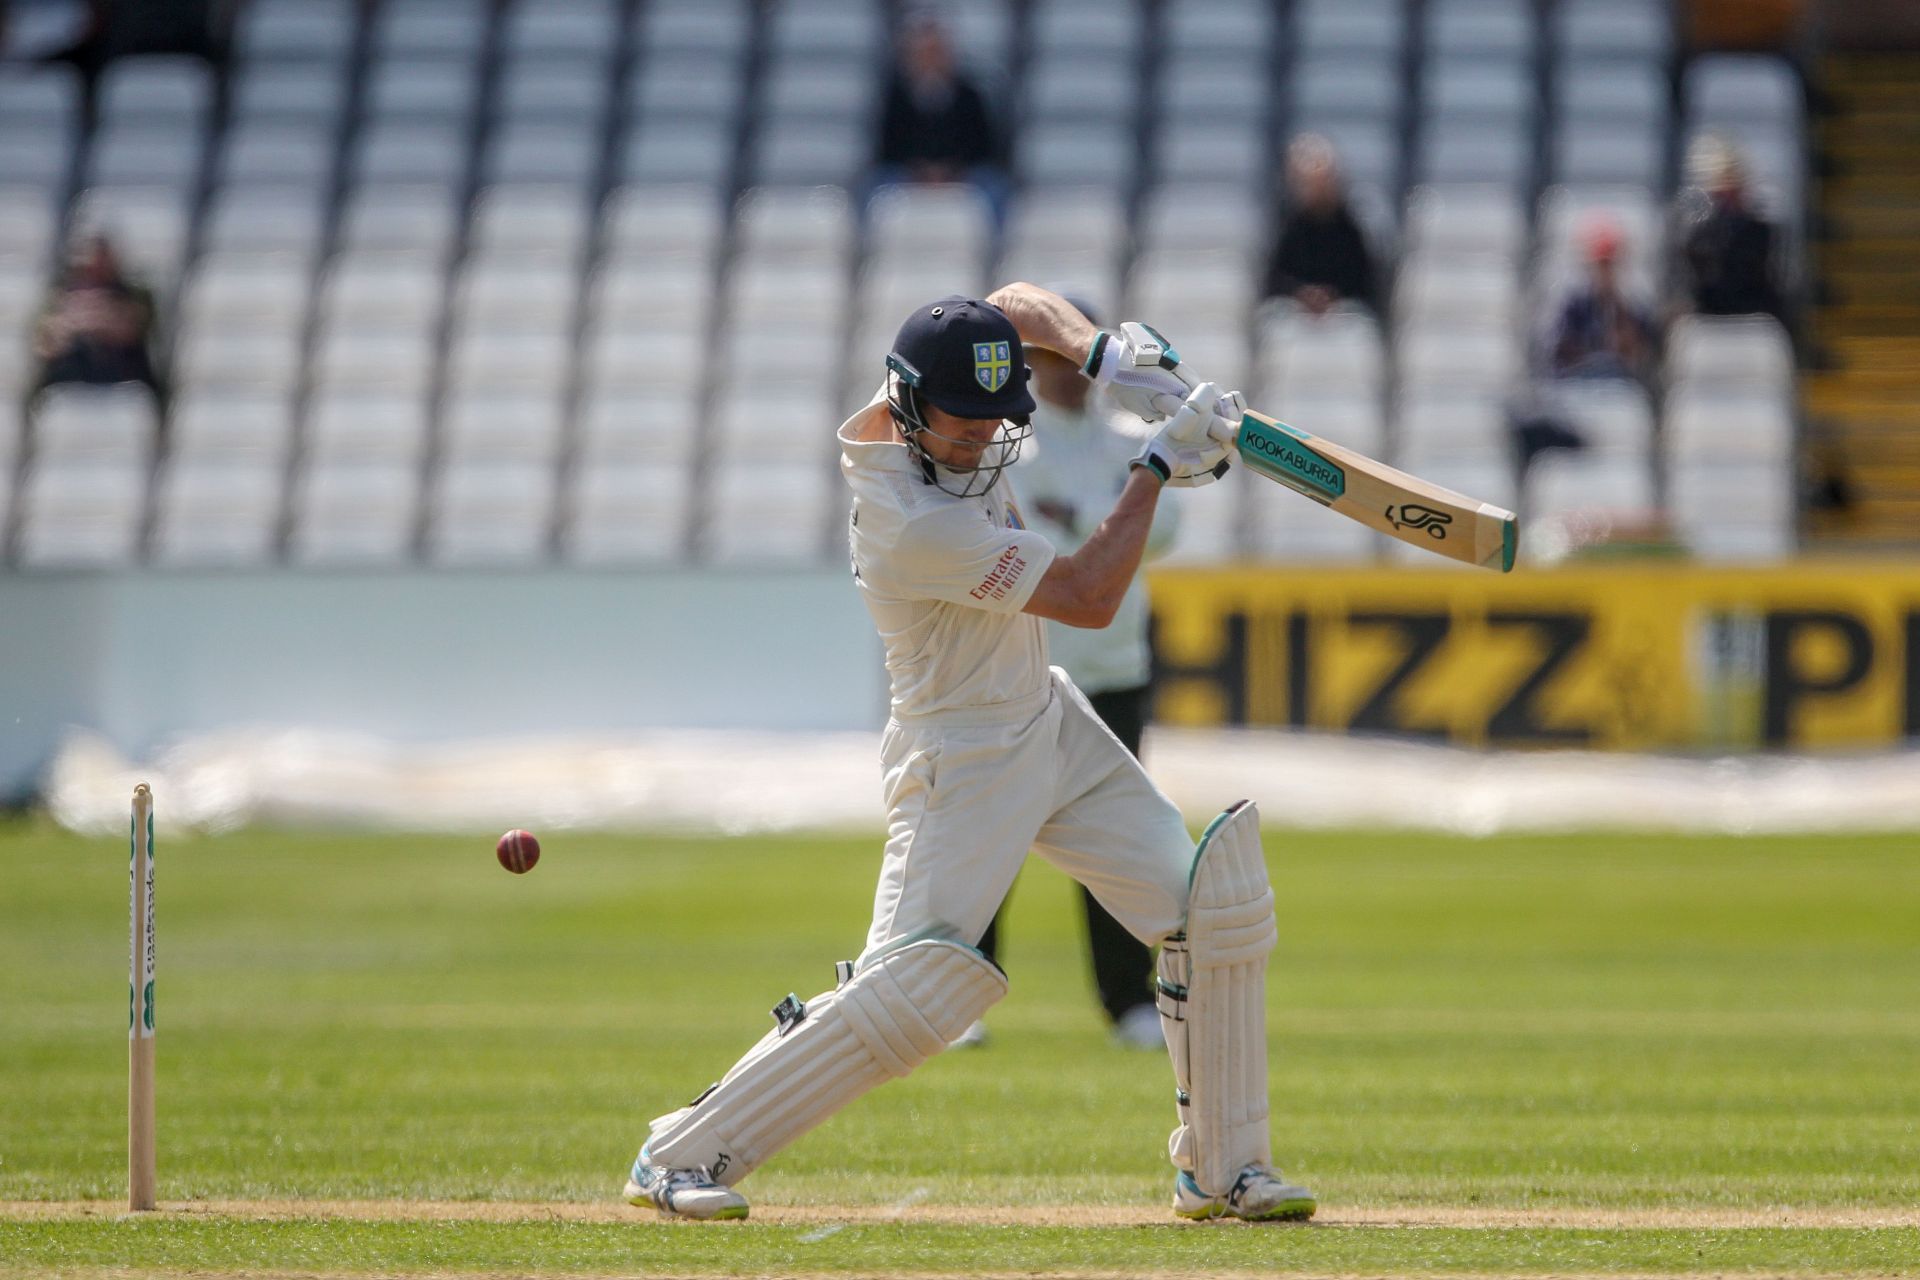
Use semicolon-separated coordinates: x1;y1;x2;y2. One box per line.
1146;564;1920;751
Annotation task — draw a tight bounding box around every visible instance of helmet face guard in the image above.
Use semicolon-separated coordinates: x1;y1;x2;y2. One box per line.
886;354;1033;498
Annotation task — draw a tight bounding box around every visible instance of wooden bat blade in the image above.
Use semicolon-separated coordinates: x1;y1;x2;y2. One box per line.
1235;411;1518;571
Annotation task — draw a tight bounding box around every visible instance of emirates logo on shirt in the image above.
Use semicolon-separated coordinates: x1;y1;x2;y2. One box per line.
971;545;1028;601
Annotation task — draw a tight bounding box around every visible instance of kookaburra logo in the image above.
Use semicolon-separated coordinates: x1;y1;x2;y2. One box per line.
1386;503;1452;539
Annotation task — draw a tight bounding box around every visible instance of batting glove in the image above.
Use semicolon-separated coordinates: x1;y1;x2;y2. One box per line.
1082;323;1190;424
1131;381;1237;488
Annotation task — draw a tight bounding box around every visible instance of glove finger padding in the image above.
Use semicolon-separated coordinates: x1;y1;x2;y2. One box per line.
1210;390;1248;443
1085;326;1191;425
1133;382;1235;488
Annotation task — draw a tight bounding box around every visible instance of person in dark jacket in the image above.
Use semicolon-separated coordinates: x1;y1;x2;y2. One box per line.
33;232;162;397
1678;134;1783;320
1545;218;1658;383
869;13;1008;223
1262;134;1379;316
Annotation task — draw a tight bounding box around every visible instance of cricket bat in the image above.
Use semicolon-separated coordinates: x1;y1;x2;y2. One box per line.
1119;323;1519;572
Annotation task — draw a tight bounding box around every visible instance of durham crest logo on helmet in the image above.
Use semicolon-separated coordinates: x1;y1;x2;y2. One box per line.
973;341;1011;393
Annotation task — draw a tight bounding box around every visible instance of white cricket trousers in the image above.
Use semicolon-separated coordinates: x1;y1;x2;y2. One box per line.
862;667;1196;961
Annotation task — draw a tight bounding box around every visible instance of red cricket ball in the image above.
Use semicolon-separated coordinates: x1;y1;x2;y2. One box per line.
496;829;540;874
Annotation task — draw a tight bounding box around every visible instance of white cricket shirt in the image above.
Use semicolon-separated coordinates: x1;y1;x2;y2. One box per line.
838;399;1058;722
1011;398;1177;695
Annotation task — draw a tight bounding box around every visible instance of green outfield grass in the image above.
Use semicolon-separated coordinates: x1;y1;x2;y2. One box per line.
2;816;1917;1277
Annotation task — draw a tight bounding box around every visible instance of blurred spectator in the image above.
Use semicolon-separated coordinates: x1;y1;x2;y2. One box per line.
1261;134;1379;316
870;13;1008;222
1677;134;1784;321
34;232;162;397
1544;218;1658;383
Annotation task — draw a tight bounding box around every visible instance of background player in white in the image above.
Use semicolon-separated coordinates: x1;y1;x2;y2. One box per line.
625;284;1315;1225
964;293;1175;1052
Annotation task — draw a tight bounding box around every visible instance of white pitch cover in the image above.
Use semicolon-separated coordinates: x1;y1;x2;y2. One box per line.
645;938;1006;1184
1157;800;1278;1196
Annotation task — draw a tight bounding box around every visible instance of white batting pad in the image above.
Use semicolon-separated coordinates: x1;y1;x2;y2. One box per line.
1157;800;1277;1196
644;937;1007;1184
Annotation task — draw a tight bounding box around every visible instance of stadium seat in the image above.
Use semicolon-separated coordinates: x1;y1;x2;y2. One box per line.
231;61;350;122
1670;462;1796;560
239;0;358;62
704;458;835;565
180;253;313;332
312;328;438;394
439;391;567;464
628;56;746;127
1138;186;1266;255
290;460;421;565
167;389;298;467
447;329;573;394
1023;55;1139;121
500;0;621;57
637;0;753;58
1665;316;1795;395
748;119;866;187
761;57;879;123
1030;0;1141;56
470;187;592;262
1545;382;1656;457
1166;0;1276;56
305;391;432;463
767;0;885;59
1665;386;1796;462
867;186;993;266
373;0;490;61
622;121;736;188
338;186;461;258
1395;255;1521;332
31;384;158;461
15;459;150;567
354;122;471;186
498;56;613;123
485;124;601;186
219;122;336;189
1425;0;1536;57
321;254;446;329
1396;393;1513;459
365;57;481;120
1293;55;1404;121
1256;309;1386;398
601;185;726;261
576;388;702;462
149;458;286;567
455;260;579;331
1553;0;1673;61
98;56;214;127
1526;450;1655;522
1018;123;1138;190
86;124;204;191
1296;0;1408;57
1401;188;1523;261
176;327;306;394
735;187;855;265
563;463;691;564
714;386;840;464
204;188;328;256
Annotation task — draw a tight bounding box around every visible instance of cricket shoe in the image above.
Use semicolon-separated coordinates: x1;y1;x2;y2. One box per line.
625;1146;749;1220
1173;1166;1316;1223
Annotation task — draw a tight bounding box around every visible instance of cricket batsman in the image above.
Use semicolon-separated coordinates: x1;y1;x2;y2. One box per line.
624;282;1315;1224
